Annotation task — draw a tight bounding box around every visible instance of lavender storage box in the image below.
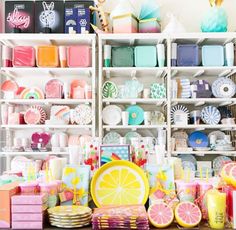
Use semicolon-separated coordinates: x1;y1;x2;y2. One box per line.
177;44;200;66
202;45;224;66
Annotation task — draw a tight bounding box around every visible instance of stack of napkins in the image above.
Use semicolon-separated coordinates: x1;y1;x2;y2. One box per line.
11;194;48;229
92;205;149;229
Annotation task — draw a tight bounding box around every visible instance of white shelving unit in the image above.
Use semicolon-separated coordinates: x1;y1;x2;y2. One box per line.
98;34;169;155
0;34;96;170
98;33;236;160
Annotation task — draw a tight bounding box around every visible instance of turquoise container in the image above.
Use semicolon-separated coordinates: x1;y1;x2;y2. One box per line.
134;46;157;67
111;47;134;67
202;45;224;66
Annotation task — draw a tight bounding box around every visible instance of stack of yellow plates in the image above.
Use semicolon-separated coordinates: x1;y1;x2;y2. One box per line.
48;205;92;228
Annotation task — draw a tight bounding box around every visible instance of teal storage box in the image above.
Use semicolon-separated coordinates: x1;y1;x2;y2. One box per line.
111;47;134;67
134;46;157;67
202;45;224;66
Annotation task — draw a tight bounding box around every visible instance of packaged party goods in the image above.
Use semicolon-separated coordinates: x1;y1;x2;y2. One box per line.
0;182;19;229
60;165;90;206
37;46;59;67
111;46;134;67
67;46;91;67
207;189;226;229
35;0;64;33
5;1;35;33
39;182;58;208
13;46;35;67
65;7;90;34
100;144;130;166
134;46;157;67
146;163;175;202
64;0;94;33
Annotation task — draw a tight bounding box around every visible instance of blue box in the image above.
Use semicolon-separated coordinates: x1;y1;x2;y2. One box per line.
134;46;157;67
77;8;90;33
65;8;77;33
177;44;199;66
202;45;224;66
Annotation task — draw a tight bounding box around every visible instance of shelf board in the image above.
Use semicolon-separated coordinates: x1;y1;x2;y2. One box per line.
0;151;69;156
103;67;167;78
172;151;236;156
0;99;93;105
103;125;167;130
1;67;92;78
171;66;236;78
0;33;96;46
1;125;92;129
103;98;166;105
171;98;236;106
172;125;236;130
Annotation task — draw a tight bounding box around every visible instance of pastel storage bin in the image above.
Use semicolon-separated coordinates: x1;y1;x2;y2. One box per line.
112;14;138;33
134;46;157;67
202;45;224;66
37;46;59;67
112;47;134;67
13;46;35;67
177;44;200;66
139;19;161;33
67;46;91;67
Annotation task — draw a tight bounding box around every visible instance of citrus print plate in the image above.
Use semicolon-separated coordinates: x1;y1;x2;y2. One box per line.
91;160;149;207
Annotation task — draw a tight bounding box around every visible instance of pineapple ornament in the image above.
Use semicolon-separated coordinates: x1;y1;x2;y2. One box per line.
201;0;227;32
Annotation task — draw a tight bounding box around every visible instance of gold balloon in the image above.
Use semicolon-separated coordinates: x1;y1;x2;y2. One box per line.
209;0;223;7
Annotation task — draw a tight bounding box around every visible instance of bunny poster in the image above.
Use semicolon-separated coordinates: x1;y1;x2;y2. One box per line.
5;1;34;33
35;0;64;33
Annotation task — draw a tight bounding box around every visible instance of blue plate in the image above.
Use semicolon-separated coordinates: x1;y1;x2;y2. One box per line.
188;131;209;148
126;105;144;125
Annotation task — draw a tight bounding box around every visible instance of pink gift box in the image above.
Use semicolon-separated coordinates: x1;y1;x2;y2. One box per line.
67;46;91;67
12;204;47;213
12;221;43;229
13;46;35;67
12;213;43;222
12;194;47;205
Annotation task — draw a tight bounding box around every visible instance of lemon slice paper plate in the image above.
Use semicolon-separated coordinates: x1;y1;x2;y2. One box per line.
91;160;149;207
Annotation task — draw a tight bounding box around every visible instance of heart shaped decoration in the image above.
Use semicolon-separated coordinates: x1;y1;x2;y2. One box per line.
32;132;51;146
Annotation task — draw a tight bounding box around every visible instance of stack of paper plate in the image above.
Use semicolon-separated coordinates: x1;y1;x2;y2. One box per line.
48;206;92;228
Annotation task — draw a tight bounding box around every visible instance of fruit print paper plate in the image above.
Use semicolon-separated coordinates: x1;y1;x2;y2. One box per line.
126;105;144;125
91;160;149;207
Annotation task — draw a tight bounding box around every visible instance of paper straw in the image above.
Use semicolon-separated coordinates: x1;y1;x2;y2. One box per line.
206;168;209;182
200;167;202;180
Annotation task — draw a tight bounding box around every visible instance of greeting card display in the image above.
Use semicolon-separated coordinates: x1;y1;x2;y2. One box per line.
35;0;64;33
5;1;35;33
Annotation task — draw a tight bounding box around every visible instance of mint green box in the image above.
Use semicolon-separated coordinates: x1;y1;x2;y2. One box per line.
111;47;134;67
134;46;157;67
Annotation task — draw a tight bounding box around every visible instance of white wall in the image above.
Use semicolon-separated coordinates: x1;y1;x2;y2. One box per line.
102;0;236;32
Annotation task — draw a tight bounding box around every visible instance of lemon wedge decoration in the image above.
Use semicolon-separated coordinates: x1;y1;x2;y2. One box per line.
91;160;149;207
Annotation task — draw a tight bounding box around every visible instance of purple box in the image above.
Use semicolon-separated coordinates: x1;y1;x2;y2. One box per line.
77;8;90;33
65;8;77;33
177;44;199;66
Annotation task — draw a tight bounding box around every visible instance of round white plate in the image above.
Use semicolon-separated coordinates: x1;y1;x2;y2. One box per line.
102;105;122;125
212;77;236;98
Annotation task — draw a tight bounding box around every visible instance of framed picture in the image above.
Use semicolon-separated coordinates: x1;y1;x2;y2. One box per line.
99;144;130;166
